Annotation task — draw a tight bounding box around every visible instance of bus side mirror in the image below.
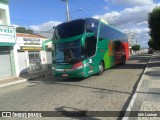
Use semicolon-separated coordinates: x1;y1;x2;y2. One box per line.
42;39;52;51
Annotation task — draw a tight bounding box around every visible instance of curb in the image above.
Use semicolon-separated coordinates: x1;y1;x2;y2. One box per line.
0;79;27;88
0;73;52;88
122;55;152;120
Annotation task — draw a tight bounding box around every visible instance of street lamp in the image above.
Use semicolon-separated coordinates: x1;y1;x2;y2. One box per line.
70;8;83;20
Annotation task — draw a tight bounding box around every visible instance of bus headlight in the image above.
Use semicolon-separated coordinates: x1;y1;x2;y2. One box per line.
72;62;83;70
52;67;55;70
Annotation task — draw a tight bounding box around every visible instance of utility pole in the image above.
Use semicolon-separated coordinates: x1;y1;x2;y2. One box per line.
62;0;70;22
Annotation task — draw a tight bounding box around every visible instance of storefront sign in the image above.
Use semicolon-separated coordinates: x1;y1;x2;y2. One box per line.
21;47;42;51
0;25;16;43
0;0;8;4
23;38;41;45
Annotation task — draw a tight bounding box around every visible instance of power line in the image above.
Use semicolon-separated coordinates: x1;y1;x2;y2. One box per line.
70;2;93;14
69;3;91;18
75;0;103;14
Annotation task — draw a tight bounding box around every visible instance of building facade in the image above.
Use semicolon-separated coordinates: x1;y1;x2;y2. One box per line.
15;33;52;76
0;0;16;79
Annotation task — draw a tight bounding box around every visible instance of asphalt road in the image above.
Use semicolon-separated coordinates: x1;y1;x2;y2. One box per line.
0;54;151;120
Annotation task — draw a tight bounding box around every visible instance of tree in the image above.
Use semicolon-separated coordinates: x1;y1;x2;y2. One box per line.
16;27;34;34
132;45;141;52
148;39;160;50
148;7;160;44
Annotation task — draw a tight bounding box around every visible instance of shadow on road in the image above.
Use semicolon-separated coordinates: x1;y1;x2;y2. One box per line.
28;76;132;94
148;62;160;68
54;106;100;120
114;63;147;69
145;71;160;76
27;53;152;119
110;54;151;70
129;54;151;63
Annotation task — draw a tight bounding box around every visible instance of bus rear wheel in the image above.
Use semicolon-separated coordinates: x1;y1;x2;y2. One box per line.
98;61;104;75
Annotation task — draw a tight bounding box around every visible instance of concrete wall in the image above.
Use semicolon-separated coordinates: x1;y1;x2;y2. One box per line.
0;2;10;25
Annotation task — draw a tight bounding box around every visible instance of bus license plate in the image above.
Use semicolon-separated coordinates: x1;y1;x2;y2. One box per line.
62;74;68;77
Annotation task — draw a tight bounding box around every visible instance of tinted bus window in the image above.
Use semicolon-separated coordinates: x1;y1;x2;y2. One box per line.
85;36;97;58
85;19;99;37
54;40;82;63
85;19;98;58
53;20;85;40
99;23;128;42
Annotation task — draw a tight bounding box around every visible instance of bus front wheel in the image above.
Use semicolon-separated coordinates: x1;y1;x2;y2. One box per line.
98;61;104;75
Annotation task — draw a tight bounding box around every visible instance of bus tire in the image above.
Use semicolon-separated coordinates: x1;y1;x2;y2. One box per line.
122;56;126;65
98;61;104;75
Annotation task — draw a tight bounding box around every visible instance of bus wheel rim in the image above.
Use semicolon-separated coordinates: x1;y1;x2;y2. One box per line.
99;63;103;72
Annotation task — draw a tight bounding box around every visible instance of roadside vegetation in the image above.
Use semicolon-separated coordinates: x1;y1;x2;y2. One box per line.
148;7;160;50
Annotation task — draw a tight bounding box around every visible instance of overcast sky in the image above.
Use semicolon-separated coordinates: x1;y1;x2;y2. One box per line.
9;0;160;48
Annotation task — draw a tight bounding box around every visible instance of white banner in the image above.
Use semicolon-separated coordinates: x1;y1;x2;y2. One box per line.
0;25;16;43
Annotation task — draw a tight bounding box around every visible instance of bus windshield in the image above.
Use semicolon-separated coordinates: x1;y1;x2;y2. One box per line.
53;19;85;40
54;40;83;64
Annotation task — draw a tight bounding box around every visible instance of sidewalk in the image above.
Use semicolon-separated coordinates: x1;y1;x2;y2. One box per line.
0;69;52;88
123;53;160;120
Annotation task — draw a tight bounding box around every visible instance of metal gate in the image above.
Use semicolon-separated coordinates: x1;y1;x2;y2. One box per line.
18;51;27;74
0;47;12;78
46;51;52;68
28;52;42;72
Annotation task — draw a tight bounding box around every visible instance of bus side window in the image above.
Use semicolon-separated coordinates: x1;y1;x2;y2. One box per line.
86;19;99;37
85;36;97;58
114;41;121;51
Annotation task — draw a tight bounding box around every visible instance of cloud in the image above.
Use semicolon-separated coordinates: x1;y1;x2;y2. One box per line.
93;4;151;26
103;6;110;11
106;0;153;6
28;21;61;39
93;2;160;48
29;21;61;31
11;24;20;28
93;11;120;22
124;28;149;34
126;28;150;48
111;4;160;26
136;21;148;26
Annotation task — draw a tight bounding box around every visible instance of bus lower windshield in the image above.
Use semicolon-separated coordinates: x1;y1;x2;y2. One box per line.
54;40;83;64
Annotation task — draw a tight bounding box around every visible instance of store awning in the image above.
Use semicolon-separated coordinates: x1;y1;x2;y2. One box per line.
0;42;15;46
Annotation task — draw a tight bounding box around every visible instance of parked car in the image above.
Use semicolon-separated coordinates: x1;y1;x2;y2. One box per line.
148;49;153;54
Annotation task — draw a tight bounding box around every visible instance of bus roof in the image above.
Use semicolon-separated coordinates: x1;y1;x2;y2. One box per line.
55;17;127;37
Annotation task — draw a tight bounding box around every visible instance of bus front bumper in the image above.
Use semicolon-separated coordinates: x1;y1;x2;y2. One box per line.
52;67;87;78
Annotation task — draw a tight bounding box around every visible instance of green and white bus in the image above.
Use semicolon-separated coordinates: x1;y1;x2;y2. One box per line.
49;18;129;78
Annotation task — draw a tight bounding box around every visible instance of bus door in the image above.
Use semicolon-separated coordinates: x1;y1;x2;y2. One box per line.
85;35;97;74
85;19;99;74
